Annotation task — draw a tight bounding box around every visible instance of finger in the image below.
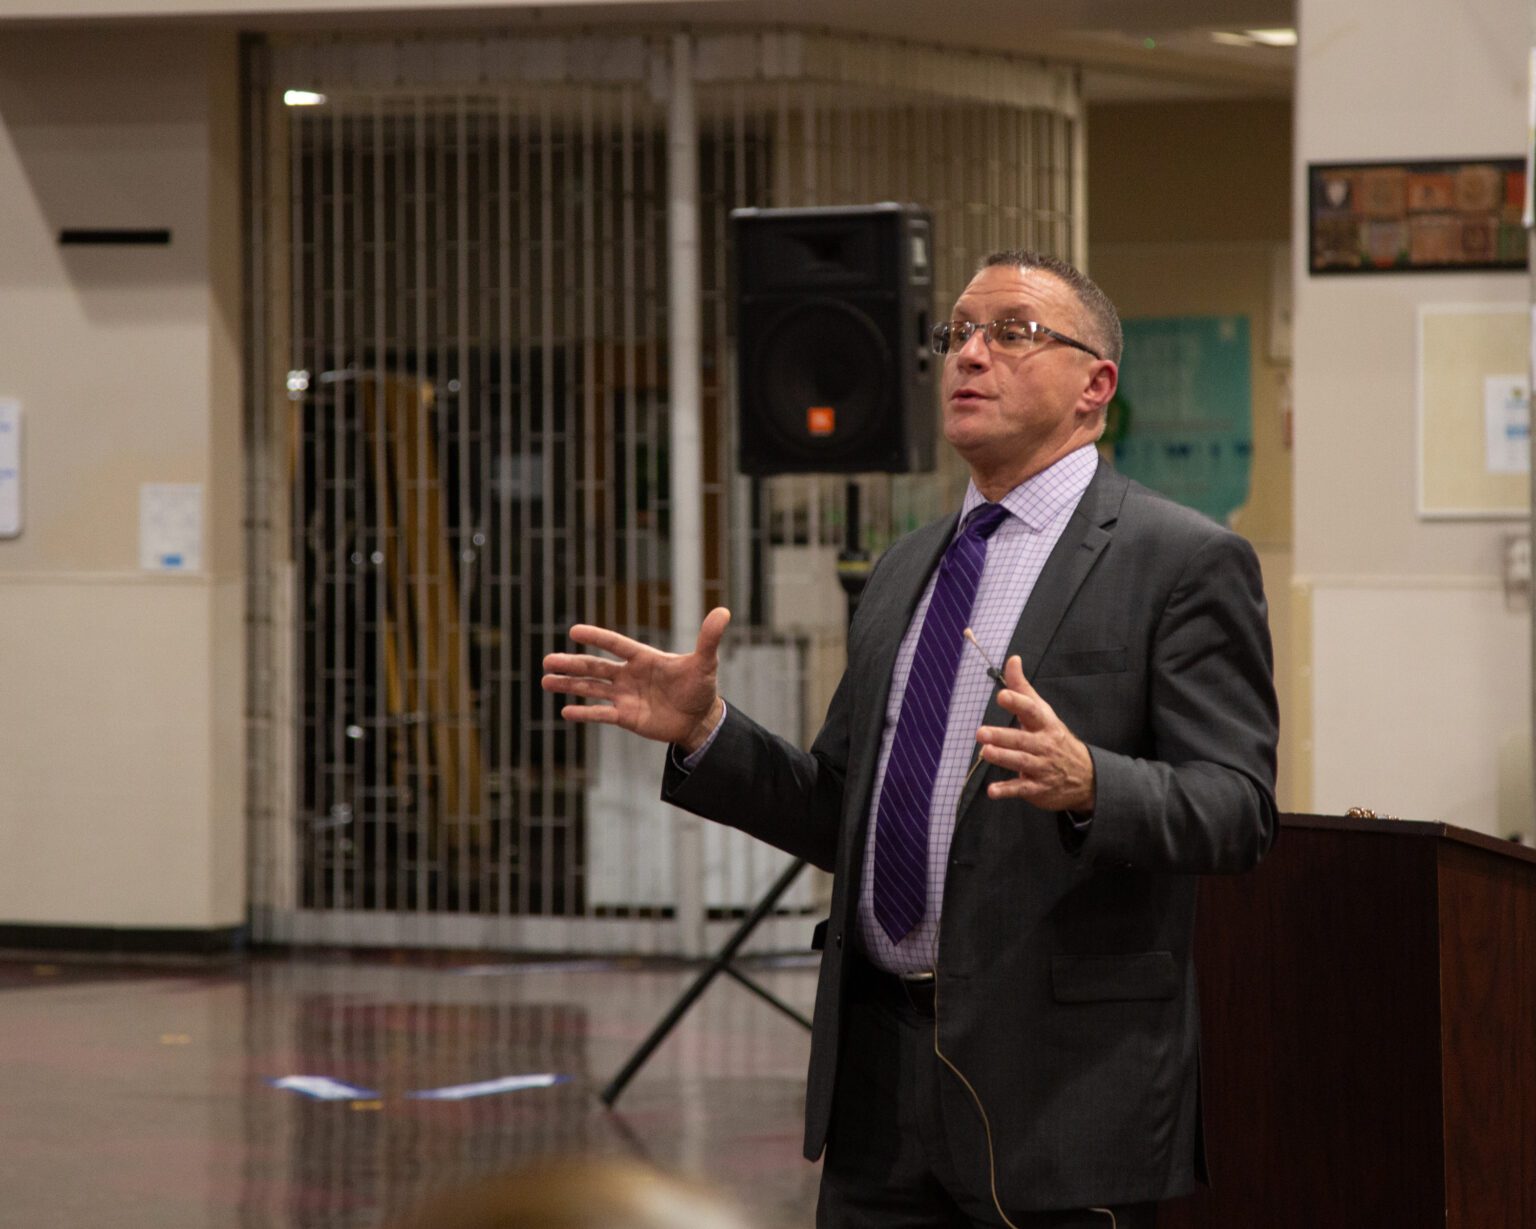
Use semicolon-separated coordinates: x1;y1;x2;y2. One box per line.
977;741;1048;775
541;675;613;701
695;606;732;664
542;652;620;680
987;776;1050;801
1002;655;1039;697
567;623;650;660
558;702;622;725
975;722;1023;747
976;724;1045;753
993;686;1051;731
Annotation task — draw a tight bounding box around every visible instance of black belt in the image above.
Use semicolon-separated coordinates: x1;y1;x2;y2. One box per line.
850;955;937;1016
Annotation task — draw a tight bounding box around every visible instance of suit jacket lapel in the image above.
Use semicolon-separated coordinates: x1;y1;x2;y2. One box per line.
955;463;1128;819
859;516;954;695
841;512;957;853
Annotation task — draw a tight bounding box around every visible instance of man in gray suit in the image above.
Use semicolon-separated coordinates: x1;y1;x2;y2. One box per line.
543;251;1279;1229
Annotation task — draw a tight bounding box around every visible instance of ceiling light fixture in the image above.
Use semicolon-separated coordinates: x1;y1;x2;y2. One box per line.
1211;27;1297;48
283;90;328;107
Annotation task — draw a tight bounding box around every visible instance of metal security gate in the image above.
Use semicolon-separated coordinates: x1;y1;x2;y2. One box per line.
244;30;1082;954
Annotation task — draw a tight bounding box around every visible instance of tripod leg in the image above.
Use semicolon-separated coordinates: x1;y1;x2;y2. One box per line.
600;857;808;1107
721;964;814;1030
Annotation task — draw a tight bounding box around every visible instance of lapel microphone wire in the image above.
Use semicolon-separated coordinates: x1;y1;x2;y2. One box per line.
951;629;1119;1228
962;627;1005;686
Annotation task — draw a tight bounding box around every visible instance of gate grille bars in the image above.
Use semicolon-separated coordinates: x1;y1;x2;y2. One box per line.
245;31;1081;952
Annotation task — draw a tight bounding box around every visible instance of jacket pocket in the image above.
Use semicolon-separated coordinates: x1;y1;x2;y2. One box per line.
1050;951;1177;1003
1035;647;1128;679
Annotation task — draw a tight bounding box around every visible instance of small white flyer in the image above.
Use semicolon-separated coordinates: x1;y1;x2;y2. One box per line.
0;399;19;538
140;483;203;571
1484;375;1530;475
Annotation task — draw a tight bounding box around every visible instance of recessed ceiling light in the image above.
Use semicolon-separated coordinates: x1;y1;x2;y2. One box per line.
283;90;328;107
1210;27;1297;48
1244;28;1298;47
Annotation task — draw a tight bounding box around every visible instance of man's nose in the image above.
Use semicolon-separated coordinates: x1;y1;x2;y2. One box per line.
954;326;990;366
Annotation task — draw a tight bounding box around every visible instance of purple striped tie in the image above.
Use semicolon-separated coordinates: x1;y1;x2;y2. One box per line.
872;500;1010;943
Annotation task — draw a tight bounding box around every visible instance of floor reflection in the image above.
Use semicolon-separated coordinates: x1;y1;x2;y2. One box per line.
0;953;821;1228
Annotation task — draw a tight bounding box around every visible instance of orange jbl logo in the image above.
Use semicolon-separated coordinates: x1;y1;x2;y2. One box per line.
806;406;836;436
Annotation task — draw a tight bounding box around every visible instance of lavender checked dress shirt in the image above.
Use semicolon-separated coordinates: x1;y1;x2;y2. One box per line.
857;444;1099;975
683;445;1099;977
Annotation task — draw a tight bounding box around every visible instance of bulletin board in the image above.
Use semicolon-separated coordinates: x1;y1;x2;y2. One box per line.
1417;304;1529;518
1111;315;1253;526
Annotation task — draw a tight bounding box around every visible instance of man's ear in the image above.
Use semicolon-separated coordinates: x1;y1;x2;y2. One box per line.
1080;359;1118;417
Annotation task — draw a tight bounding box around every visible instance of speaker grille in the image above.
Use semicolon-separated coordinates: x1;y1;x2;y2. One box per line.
741;221;885;293
748;299;892;467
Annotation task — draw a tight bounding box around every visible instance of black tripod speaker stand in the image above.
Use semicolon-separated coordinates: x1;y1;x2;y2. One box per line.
599;481;872;1107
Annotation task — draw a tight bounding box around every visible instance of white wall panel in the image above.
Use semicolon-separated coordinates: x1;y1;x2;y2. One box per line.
0;577;233;926
1310;579;1528;836
1295;0;1531;828
0;27;245;933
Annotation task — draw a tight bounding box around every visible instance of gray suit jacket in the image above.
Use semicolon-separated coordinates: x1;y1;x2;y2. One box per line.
663;460;1279;1212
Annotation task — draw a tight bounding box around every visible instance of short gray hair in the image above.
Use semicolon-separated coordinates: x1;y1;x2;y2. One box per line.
980;250;1123;365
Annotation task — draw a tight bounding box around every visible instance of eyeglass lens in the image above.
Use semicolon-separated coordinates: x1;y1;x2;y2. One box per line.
931;320;1041;353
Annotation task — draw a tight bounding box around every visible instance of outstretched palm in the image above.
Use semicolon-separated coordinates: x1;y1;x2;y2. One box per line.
541;608;731;751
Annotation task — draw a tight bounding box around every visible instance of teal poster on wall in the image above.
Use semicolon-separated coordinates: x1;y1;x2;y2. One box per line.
1111;315;1253;525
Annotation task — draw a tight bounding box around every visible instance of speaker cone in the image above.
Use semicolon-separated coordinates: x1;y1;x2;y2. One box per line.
748;299;891;464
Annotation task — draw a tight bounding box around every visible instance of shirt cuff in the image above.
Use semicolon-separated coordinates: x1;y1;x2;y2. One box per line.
670;701;729;773
1057;808;1093;854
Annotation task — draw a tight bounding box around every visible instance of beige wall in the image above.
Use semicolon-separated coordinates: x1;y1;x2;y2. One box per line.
4;2;1527;938
1087;99;1302;809
1089;100;1292;249
0;26;245;929
0;0;572;15
1294;0;1530;835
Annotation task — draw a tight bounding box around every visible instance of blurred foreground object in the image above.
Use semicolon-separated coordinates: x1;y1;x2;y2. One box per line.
388;1156;757;1229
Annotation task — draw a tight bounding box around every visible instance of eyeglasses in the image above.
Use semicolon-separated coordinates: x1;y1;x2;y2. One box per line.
929;318;1101;360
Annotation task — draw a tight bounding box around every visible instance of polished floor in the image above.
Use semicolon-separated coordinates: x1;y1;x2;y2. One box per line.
0;951;822;1228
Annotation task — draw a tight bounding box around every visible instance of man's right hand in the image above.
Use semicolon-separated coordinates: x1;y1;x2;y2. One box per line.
540;607;731;754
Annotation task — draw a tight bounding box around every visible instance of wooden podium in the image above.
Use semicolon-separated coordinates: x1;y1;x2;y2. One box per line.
1159;814;1536;1229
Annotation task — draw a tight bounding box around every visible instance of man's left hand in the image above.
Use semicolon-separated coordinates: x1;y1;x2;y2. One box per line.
976;655;1096;813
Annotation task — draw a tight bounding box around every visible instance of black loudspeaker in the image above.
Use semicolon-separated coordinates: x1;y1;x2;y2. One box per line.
732;203;935;475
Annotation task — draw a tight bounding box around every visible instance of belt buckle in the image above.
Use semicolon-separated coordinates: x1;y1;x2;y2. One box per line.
898;969;936;1014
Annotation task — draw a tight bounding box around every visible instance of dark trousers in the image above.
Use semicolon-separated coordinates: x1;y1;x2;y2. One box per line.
816;959;1158;1229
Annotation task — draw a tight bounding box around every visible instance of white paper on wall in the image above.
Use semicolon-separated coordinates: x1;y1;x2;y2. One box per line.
0;399;19;538
1483;375;1530;475
140;483;203;571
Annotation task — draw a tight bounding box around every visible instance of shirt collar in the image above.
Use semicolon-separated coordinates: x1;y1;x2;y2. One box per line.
959;444;1100;533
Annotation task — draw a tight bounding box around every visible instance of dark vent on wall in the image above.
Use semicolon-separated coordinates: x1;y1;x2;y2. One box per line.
58;228;172;246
